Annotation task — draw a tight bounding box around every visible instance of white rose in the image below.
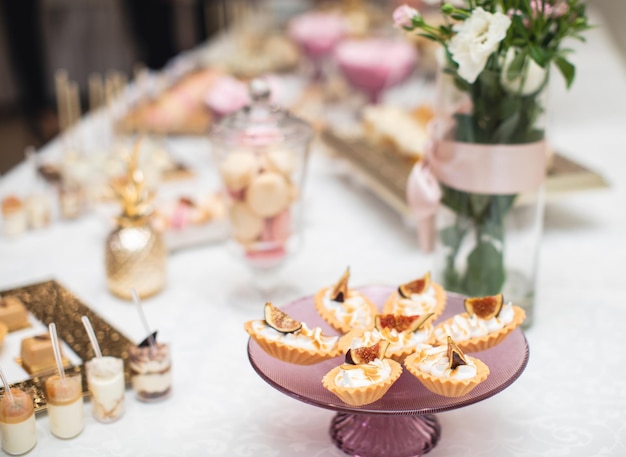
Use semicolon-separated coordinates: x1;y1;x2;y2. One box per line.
500;47;547;95
448;7;511;83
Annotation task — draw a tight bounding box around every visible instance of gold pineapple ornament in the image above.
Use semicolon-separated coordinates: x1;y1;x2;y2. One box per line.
105;139;167;299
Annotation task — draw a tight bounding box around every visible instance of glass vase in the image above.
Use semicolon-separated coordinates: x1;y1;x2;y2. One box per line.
431;66;549;328
434;188;544;328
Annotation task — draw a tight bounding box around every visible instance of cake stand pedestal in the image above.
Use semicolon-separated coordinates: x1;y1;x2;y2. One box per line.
331;413;440;457
247;286;529;457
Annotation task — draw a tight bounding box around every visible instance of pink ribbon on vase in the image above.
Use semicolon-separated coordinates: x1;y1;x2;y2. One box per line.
406;138;548;252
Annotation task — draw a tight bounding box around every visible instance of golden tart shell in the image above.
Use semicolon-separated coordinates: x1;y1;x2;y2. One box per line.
382;282;447;320
314;287;378;334
404;351;490;397
244;320;340;365
431;305;526;353
337;326;433;363
322;358;403;406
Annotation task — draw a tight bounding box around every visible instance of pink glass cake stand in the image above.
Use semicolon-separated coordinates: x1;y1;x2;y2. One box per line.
247;285;529;457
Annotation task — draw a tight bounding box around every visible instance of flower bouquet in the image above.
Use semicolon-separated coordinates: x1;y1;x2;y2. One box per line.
395;1;589;322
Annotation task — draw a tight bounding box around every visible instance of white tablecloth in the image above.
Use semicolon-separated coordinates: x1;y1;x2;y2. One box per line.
1;10;625;457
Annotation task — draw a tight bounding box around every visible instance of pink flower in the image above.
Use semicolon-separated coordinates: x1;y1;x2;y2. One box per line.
552;1;569;17
393;5;419;29
507;8;522;18
509;1;568;27
530;1;568;18
530;0;552;16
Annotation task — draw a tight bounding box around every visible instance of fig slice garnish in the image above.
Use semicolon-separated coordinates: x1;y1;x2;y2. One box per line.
330;266;350;303
464;293;504;320
345;340;390;365
264;302;302;333
398;272;431;298
374;313;434;333
447;336;468;370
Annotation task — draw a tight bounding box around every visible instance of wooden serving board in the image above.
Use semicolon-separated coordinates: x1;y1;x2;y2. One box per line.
321;129;609;218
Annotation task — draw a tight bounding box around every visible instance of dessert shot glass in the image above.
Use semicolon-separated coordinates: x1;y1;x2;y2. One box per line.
0;388;37;455
86;356;125;423
129;342;172;402
45;373;84;439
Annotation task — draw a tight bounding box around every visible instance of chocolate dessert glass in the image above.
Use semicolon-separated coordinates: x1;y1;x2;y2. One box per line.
129;343;172;402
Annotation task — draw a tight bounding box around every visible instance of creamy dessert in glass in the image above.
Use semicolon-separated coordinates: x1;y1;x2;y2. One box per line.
45;374;84;439
25;193;51;229
0;388;36;455
129;342;172;402
86;356;125;422
1;195;27;237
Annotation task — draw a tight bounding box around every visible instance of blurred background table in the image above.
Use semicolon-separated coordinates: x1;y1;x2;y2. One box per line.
0;3;625;457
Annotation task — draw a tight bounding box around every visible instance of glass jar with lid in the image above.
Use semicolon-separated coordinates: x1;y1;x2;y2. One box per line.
211;78;314;273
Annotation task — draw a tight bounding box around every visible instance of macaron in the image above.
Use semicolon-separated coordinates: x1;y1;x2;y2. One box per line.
229;201;264;243
219;150;258;192
262;148;297;177
245;172;291;218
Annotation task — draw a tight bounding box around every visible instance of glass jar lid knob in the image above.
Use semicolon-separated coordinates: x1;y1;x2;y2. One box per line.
249;78;271;103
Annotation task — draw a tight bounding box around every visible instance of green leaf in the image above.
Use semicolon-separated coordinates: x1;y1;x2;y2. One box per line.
469;194;492;218
462;241;505;296
510;15;529;41
439;225;462;248
492;110;521;143
482;217;505;241
451;113;476;142
505;50;527;82
417;33;439;43
554;56;576;88
481;195;516;240
529;44;547;67
492;195;517;219
441;185;471;216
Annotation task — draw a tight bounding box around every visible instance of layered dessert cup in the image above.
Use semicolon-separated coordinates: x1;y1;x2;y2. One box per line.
45;374;85;439
86;356;125;422
129;343;172;402
0;388;37;455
